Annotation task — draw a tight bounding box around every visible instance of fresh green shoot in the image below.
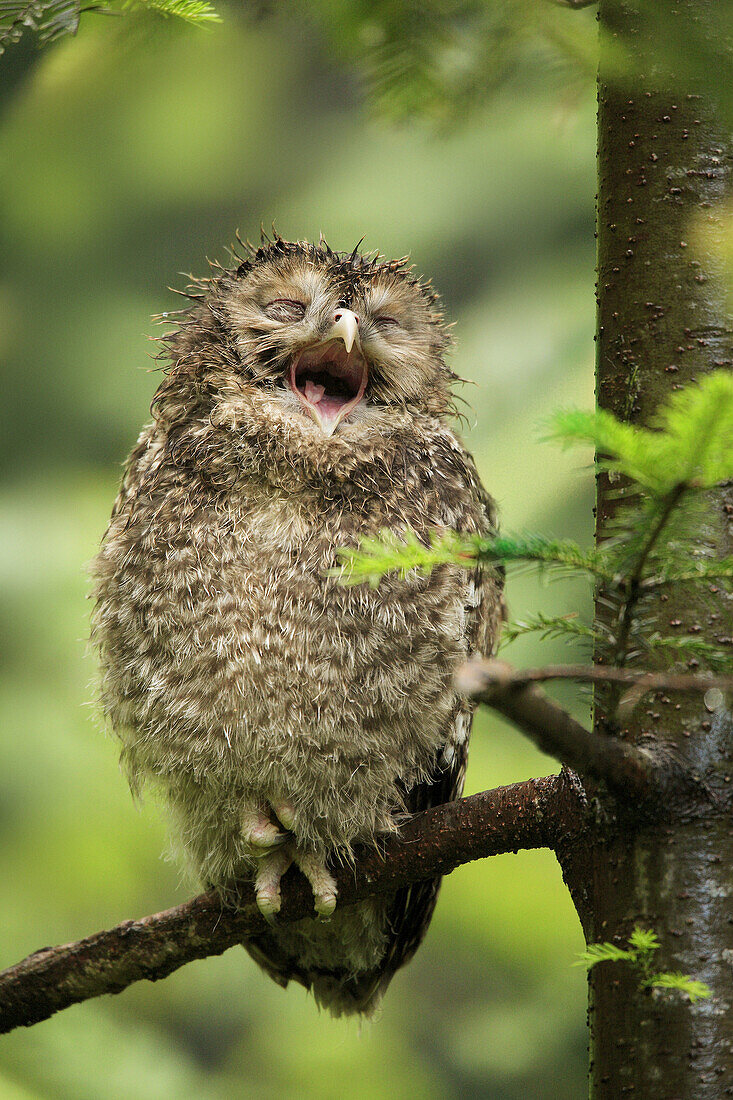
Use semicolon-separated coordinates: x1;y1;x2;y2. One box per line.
647;555;733;585
644;973;712;1003
333;531;613;588
499;613;597;649
628;926;660;954
545;370;733;494
332;529;471;589
127;0;220;24
575;941;637;966
576;925;711;1004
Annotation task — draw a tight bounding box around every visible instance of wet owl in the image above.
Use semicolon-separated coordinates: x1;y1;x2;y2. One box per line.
91;235;503;1016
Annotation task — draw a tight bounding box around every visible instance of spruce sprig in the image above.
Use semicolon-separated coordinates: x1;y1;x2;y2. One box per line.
499;613;596;648
576;926;711;1004
0;0;219;53
333;531;613;587
125;0;220;24
333;529;470;589
545;370;733;494
0;0;91;51
649;556;733;585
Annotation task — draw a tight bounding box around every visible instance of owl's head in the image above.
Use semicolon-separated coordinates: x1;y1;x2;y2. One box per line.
153;236;458;469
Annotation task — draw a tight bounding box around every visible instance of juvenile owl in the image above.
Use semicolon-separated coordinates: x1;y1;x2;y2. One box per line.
91;236;503;1016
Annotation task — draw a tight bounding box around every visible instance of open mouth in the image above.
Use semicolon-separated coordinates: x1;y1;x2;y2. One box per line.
288;339;368;436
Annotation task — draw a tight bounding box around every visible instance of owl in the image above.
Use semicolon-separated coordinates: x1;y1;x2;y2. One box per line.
91;235;503;1016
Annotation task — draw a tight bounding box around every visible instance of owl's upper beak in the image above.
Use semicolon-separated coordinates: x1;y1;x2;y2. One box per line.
328;309;361;354
288;309;368;436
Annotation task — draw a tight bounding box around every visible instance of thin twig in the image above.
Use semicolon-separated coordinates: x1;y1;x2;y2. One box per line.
0;776;583;1034
458;659;733;697
612;482;688;669
458;660;661;796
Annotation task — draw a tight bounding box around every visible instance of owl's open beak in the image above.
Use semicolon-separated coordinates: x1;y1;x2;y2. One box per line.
288;311;368;436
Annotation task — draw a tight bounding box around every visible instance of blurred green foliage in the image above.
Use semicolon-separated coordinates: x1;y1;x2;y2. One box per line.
0;8;596;1098
296;0;597;122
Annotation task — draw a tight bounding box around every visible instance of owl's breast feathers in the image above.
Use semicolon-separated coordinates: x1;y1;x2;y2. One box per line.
93;415;501;864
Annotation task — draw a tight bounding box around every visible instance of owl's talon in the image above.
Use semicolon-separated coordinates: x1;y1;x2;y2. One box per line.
250;825;288;850
315;894;337;922
292;849;338;919
272;799;296;832
254;848;292;923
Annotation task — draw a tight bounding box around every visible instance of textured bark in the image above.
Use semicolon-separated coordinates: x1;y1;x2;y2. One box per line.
582;2;733;1095
0;775;588;1034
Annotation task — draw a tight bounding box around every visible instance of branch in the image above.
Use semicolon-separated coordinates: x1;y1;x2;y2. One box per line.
458;660;658;797
0;775;584;1034
459;659;733;697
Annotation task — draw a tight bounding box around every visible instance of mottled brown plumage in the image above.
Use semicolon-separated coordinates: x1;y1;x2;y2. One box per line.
91;236;503;1015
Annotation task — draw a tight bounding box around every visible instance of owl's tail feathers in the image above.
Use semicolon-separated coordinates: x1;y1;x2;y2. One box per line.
309;969;391;1018
244;937;393;1017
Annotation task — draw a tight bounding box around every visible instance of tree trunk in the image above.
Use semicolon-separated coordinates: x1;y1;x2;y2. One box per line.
574;1;733;1094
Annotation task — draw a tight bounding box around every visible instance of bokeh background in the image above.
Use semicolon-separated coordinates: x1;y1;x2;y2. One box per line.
0;7;598;1097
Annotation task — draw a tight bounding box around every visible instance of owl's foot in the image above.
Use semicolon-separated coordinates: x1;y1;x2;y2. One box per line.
271;799;296;831
244;799;337;922
252;843;338;923
291;848;338;920
241;806;288;851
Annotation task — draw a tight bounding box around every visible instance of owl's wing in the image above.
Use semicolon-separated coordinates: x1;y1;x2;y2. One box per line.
365;704;470;990
364;499;506;995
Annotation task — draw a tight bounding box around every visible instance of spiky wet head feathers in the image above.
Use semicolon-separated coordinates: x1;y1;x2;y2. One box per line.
153;236;457;447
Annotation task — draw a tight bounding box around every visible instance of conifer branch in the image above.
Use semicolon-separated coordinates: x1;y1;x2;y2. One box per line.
0;776;584;1034
611;481;688;670
459;659;732;791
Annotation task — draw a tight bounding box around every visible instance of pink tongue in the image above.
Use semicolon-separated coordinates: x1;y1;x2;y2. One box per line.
304;379;325;405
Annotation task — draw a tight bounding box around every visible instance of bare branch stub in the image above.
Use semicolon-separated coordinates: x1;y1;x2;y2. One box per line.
458;660;663;797
459;658;733;698
0;775;585;1035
